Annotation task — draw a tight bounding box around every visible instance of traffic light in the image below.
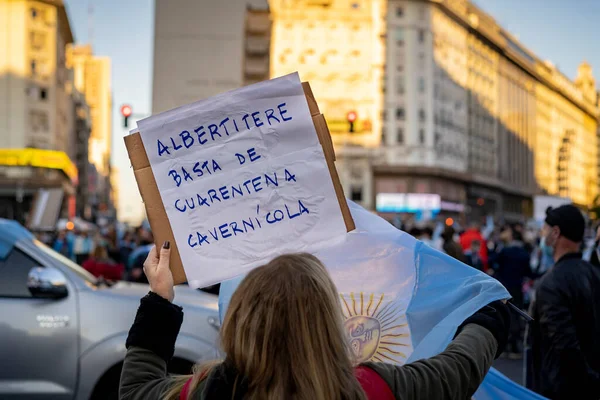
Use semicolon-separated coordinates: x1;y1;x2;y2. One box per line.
347;111;357;133
121;104;133;128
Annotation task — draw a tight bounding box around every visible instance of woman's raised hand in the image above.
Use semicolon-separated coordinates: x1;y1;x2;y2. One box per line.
143;242;175;302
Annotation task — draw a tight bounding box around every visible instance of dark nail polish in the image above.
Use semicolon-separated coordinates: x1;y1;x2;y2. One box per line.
163;241;170;249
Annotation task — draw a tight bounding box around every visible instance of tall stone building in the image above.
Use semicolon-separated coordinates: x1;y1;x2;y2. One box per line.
152;0;268;114
152;0;599;220
269;0;386;207
243;7;271;87
264;0;599;220
377;0;598;220
66;44;115;221
0;0;78;224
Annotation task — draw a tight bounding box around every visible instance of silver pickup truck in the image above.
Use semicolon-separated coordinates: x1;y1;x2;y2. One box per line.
0;219;221;400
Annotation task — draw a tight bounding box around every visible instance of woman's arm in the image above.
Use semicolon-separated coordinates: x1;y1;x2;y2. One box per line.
365;300;509;400
366;324;496;400
119;243;183;399
119;292;184;400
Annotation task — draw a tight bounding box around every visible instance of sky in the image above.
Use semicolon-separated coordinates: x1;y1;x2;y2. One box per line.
64;0;154;224
62;0;600;224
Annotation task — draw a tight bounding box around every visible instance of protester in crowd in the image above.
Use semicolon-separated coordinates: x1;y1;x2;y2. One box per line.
419;226;435;248
127;227;154;283
53;230;74;260
119;244;510;400
465;240;485;271
104;225;121;263
119;231;136;267
441;225;465;263
73;230;94;265
460;221;488;271
588;224;600;268
82;245;124;281
490;227;533;359
407;226;421;239
527;205;600;399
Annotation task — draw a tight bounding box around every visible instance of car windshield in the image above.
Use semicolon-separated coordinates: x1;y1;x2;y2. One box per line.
33;239;99;285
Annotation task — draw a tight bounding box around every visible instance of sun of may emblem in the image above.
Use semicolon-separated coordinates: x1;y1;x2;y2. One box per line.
340;292;411;364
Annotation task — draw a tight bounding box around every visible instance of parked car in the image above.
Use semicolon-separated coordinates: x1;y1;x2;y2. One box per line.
0;219;221;399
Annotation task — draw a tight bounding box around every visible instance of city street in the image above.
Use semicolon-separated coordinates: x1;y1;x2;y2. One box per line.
1;0;599;399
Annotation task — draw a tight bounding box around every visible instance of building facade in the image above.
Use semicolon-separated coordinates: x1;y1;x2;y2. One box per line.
71;88;92;220
153;0;599;221
66;44;115;221
0;0;78;224
152;0;268;114
243;7;271;87
269;0;386;207
288;0;597;220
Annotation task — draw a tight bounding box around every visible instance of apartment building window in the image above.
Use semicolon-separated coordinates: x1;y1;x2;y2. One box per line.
40;88;47;100
418;30;425;43
397;79;404;94
395;28;404;44
418;77;425;93
31;8;37;18
397;128;404;144
351;186;363;202
396;7;403;17
381;128;386;144
419;109;426;121
396;108;405;120
31;60;36;75
419;129;425;144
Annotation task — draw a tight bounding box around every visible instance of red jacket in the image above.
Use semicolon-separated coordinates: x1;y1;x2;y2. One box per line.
82;258;124;281
459;229;488;269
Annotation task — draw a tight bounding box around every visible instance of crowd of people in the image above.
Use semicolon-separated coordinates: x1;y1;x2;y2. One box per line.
43;224;156;284
40;204;600;399
404;205;600;399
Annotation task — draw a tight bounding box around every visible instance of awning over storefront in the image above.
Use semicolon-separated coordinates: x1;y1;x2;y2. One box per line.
0;149;78;182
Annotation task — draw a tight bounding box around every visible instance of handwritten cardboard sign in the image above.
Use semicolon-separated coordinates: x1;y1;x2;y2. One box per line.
128;73;353;288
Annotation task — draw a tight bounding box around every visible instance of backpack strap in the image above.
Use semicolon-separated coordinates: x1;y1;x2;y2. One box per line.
354;365;395;400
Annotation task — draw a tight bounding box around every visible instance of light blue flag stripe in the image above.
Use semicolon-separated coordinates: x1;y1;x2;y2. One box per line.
407;242;509;362
475;368;547;400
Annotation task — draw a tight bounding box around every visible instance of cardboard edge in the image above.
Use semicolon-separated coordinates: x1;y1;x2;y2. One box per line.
125;136;187;284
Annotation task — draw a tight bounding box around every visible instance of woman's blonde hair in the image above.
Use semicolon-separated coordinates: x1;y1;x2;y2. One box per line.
164;253;366;400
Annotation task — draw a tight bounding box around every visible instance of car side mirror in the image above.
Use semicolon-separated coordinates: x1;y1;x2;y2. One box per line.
27;267;68;299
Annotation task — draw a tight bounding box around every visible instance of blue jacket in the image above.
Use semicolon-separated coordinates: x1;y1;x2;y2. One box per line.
492;242;533;290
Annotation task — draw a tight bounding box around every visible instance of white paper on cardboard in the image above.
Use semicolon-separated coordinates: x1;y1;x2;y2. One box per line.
137;73;348;288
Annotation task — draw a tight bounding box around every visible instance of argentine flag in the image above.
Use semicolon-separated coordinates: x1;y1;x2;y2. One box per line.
218;201;545;399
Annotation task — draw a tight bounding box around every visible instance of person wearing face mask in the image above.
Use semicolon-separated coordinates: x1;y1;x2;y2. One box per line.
527;205;600;400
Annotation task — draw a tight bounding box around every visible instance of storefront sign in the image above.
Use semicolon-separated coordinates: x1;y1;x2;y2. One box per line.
376;193;442;213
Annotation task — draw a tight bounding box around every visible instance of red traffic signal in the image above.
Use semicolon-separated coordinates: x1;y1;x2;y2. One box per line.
347;111;357;123
121;104;133;118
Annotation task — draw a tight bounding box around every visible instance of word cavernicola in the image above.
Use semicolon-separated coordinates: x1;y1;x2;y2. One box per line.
157;103;293;157
174;169;297;213
187;200;310;248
